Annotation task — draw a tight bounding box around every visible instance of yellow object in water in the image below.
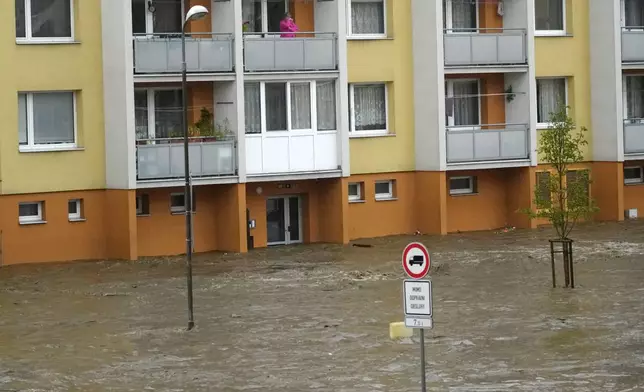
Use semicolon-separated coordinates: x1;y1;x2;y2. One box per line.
389;321;413;339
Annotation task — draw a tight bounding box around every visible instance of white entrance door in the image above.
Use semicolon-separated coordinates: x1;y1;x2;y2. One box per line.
266;196;302;246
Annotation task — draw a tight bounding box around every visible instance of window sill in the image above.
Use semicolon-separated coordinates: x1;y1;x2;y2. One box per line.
171;211;194;216
449;192;479;197
349;132;395;139
19;220;47;226
68;218;86;223
624;182;644;186
16;39;80;45
349;199;366;204
536;123;552;130
19;146;84;153
375;197;397;202
347;35;391;41
136;214;151;218
535;32;572;38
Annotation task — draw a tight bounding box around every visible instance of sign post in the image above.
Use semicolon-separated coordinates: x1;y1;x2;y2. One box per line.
402;242;432;392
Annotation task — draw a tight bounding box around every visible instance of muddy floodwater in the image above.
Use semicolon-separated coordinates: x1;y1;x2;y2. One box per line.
2;222;644;391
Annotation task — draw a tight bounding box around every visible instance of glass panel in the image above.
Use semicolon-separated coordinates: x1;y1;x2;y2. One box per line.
18;93;27;145
450;177;471;191
170;193;185;211
154;90;182;139
242;0;263;33
19;203;39;217
265;83;287;131
266;198;286;244
537;79;565;123
267;0;286;33
450;0;477;31
288;197;300;242
452;80;479;126
31;0;72;38
16;0;26;37
290;83;311;130
354;85;386;131
375;181;391;196
132;0;146;34
625;0;644;27
316;81;337;131
624;167;642;182
348;183;359;197
626;76;644;119
134;90;149;140
535;0;563;31
68;200;77;214
32;92;74;144
244;83;261;134
351;1;385;35
153;0;182;33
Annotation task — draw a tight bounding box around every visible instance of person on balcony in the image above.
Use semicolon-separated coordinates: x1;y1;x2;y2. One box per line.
279;13;298;38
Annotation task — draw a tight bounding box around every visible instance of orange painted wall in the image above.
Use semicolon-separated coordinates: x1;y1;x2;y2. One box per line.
290;0;314;35
447;74;506;127
593;162;624;221
505;167;536;229
188;82;214;125
212;184;247;252
186;0;212;35
105;190;138;260
478;2;503;31
348;172;418;240
415;171;447;235
0;190;109;265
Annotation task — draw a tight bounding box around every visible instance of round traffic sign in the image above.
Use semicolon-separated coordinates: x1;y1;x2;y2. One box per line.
402;242;430;279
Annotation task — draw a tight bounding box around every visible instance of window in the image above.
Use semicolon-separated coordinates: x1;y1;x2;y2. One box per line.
624;76;644;121
445;79;480;128
623;0;644;28
244;81;336;134
349;0;386;37
68;199;83;221
443;0;478;32
348;182;363;202
624;166;644;184
536;78;566;127
15;0;74;41
19;201;44;224
18;92;76;150
132;0;181;34
449;176;476;195
170;192;196;214
136;194;150;216
242;0;289;34
135;89;183;141
536;172;552;207
349;84;388;136
375;180;394;200
535;0;565;35
566;170;590;205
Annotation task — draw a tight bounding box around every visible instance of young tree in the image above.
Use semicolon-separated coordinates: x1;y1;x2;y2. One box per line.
524;104;599;240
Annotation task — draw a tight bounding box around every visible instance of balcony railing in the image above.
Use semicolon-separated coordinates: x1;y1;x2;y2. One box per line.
622;27;644;63
443;29;527;67
136;137;236;181
446;123;529;163
243;32;337;72
133;33;234;74
623;119;644;155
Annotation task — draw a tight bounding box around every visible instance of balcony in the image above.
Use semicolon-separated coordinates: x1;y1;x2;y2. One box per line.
243;32;337;72
622;27;644;63
624;120;644;155
446;124;529;163
136;137;236;181
443;29;527;67
133;33;234;74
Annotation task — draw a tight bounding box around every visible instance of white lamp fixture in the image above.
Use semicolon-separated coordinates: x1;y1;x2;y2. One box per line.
184;5;209;26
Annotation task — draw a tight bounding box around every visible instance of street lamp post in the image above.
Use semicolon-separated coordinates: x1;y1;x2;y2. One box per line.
181;5;209;331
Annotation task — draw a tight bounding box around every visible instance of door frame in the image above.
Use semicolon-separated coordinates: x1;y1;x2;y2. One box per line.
266;195;303;246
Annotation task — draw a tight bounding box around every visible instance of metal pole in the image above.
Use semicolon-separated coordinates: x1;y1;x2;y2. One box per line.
182;26;195;331
420;329;427;392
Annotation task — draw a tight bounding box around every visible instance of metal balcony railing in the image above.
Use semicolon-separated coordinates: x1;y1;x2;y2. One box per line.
243;32;337;72
446;123;529;163
133;33;234;74
623;119;644;155
136;137;236;181
443;28;527;67
622;27;644;63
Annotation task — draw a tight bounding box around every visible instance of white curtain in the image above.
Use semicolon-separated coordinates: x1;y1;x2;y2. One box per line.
625;0;644;27
265;83;287;131
134;90;149;140
537;79;565;123
452;81;479;126
32;92;74;144
30;0;72;38
290;83;311;130
451;0;476;31
244;83;261;134
351;1;385;35
354;85;386;131
626;76;644;119
535;0;564;31
316;81;337;131
18;94;28;145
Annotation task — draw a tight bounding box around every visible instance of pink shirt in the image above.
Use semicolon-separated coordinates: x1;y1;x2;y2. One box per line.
279;18;298;38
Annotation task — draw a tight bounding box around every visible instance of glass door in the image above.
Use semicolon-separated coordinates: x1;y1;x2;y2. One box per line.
132;0;183;35
266;196;302;246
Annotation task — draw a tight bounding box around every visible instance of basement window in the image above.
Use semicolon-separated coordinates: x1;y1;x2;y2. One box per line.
449;176;477;195
348;182;364;202
19;201;44;224
170;192;196;214
68;199;84;221
375;180;395;200
624;166;644;184
136;194;150;216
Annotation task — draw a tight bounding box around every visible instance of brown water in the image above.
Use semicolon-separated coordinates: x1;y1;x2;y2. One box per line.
1;222;644;391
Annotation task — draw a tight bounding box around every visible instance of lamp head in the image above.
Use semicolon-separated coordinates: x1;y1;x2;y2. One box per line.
184;5;208;25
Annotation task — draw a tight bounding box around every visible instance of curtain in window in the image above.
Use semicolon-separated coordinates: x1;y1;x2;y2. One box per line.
266;83;287;131
537;79;565;123
153;0;182;33
290;83;311;130
452;81;479;126
354;85;386;131
316;81;337;131
451;0;476;31
31;0;72;38
32;92;74;144
625;0;644;27
154;90;182;139
626;76;644;119
242;0;263;33
351;1;385;35
134;91;149;140
244;83;261;134
18;94;27;145
535;0;563;31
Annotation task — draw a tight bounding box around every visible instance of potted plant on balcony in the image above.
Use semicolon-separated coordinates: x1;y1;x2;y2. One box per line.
190;107;233;142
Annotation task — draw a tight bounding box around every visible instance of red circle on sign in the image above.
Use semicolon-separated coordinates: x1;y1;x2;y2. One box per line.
402;242;430;279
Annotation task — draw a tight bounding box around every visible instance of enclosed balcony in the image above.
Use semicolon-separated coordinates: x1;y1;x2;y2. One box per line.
621;0;644;63
624;75;644;156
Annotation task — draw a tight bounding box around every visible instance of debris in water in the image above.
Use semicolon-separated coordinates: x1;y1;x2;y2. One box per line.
352;243;372;248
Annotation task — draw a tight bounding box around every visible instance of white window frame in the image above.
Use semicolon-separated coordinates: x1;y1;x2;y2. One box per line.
622;74;644;123
620;0;644;30
349;83;389;137
135;87;183;141
443;0;480;33
132;0;185;35
536;77;568;129
243;0;289;34
170;192;187;214
374;180;394;200
445;79;481;131
624;166;644;184
19;91;78;152
449;176;475;195
348;182;362;202
68;199;82;221
535;0;566;36
16;0;75;43
19;201;44;224
347;0;387;39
